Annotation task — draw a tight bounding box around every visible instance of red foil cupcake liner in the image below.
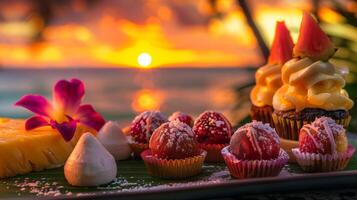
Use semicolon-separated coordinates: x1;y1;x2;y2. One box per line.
221;146;289;179
292;145;355;172
141;150;206;179
250;105;274;127
199;143;227;163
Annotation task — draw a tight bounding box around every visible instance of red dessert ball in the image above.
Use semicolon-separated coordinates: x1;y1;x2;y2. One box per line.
299;117;347;154
149;120;200;159
193;111;232;144
168;111;194;127
230;121;280;160
130;111;168;143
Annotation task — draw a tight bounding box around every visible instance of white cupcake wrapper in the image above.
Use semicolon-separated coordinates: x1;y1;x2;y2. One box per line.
292;145;356;172
221;146;289;179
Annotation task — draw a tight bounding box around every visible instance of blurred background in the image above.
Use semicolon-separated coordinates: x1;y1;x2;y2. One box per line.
0;0;356;129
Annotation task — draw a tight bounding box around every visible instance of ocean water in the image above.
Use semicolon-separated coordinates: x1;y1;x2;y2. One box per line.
0;68;253;125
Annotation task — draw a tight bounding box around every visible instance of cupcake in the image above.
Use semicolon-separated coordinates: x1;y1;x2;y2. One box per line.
193;111;232;162
272;13;353;140
141;120;206;179
221;121;289;179
128;111;167;156
292;117;355;172
250;21;294;127
168;111;194;127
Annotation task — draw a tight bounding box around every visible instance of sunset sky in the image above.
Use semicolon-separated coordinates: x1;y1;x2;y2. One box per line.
0;0;352;69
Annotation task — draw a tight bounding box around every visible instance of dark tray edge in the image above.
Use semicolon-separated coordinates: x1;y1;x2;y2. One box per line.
18;170;357;200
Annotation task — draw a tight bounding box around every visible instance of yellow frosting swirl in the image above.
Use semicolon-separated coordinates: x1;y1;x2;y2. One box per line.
250;63;282;107
273;57;354;111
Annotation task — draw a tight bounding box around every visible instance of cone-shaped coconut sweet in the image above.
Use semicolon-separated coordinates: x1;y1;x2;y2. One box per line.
64;133;117;186
250;21;294;126
97;121;132;160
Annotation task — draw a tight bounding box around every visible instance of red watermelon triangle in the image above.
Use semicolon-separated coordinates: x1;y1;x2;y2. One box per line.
268;21;294;65
293;12;336;61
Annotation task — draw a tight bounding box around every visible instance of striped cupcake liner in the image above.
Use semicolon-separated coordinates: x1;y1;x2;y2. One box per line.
221;146;289;179
292;145;355;172
199;143;227;163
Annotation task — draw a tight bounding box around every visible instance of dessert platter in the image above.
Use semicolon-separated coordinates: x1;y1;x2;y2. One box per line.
0;13;357;199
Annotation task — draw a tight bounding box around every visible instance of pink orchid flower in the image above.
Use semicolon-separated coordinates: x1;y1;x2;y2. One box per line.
15;79;105;141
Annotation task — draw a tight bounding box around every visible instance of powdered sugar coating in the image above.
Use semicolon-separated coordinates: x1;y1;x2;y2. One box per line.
130;111;168;143
299;117;347;154
168;111;194;127
149;120;200;159
193;111;232;144
230;121;280;160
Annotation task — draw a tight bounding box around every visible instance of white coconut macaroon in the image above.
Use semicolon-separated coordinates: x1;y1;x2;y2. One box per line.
97;121;132;160
64;132;117;186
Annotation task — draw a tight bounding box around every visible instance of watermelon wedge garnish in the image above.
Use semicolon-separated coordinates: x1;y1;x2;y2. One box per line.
268;21;294;65
293;12;336;61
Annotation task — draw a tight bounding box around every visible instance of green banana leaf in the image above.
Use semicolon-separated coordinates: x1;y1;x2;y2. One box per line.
0;141;357;199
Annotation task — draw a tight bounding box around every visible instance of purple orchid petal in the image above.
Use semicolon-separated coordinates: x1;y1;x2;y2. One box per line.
53;79;85;115
51;120;77;142
75;104;105;131
25;116;50;130
15;95;53;117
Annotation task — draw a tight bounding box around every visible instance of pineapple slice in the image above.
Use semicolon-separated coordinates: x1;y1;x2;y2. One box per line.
0;118;95;178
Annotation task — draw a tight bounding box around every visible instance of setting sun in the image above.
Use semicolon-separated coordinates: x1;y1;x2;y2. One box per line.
137;52;152;68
